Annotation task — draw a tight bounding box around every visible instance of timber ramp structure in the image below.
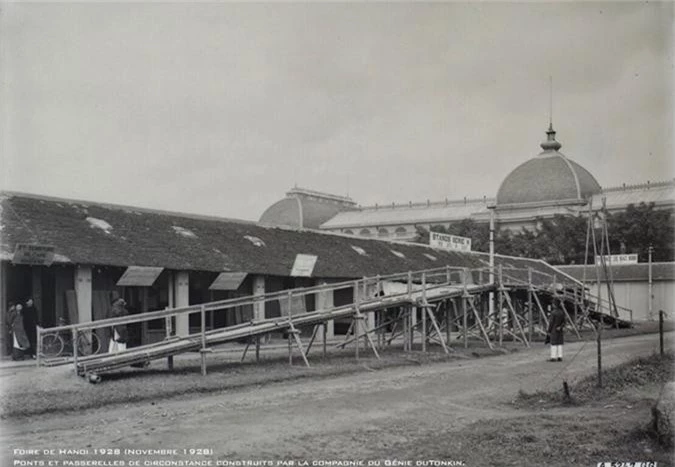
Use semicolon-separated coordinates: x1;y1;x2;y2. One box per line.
37;262;631;378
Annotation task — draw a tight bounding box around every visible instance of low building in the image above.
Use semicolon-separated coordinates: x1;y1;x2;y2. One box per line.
557;262;675;321
1;191;571;355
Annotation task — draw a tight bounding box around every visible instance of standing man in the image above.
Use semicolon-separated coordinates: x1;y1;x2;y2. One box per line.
9;303;30;360
547;302;565;362
108;291;128;353
23;298;39;359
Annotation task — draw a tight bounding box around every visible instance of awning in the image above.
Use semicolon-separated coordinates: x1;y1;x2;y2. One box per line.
209;272;248;291
116;266;164;286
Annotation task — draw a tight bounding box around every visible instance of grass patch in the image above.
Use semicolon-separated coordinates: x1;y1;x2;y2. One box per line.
0;347;469;419
516;352;674;406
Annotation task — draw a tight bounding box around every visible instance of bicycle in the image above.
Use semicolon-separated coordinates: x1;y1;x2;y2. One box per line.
40;319;101;358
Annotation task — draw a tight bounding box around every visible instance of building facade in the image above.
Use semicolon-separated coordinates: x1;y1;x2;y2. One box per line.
2;192;568;356
260;126;675;239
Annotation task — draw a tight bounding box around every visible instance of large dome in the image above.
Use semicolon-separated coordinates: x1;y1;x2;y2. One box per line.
496;126;601;207
259;187;356;230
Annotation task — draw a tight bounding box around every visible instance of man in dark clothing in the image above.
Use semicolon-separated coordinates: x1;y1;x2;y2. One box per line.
23;298;39;358
108;291;128;353
547;303;566;362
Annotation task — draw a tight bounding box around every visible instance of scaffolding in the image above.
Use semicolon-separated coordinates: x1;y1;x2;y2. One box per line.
35;264;632;379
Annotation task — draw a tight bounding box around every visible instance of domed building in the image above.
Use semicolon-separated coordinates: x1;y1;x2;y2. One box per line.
496;125;601;206
259;187;356;230
491;125;603;230
262;125;674;239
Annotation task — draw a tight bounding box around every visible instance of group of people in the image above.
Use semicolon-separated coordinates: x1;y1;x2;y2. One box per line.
7;298;39;360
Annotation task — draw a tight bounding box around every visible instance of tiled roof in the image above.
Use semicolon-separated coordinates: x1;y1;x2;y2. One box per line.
260;187;355;229
594;181;675;211
557;263;675;282
0;192;570;284
496;153;601;207
496;128;601;207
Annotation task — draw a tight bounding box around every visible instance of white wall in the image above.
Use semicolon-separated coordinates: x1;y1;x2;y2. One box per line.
587;280;674;321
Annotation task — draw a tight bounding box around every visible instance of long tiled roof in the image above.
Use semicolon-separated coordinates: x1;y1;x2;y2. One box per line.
0;192;570;284
320;199;491;229
592;181;675;211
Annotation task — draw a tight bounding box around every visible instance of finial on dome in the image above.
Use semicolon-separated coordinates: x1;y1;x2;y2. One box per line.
540;123;562;151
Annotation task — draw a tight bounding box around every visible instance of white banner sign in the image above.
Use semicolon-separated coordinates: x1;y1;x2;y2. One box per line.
429;232;472;252
116;266;164;286
290;254;318;277
595;254;638;265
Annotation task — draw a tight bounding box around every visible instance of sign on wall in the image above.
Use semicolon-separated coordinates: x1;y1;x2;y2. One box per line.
12;244;55;266
595;254;638;266
290;254;318;277
209;272;248;291
116;266;164;286
429;232;472;252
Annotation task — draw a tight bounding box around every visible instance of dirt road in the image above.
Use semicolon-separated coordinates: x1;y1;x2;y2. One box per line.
3;332;671;463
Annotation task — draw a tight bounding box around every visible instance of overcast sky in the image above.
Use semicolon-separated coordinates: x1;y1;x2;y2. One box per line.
1;2;673;221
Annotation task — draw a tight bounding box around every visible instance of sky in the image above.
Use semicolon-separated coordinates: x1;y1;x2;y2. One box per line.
1;2;673;221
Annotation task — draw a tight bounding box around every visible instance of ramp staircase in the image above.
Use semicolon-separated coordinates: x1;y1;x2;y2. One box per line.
35;265;630;378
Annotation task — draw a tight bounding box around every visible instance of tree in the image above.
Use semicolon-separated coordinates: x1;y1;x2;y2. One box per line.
606;203;674;262
411;204;674;265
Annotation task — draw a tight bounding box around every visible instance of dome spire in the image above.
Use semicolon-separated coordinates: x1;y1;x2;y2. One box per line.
540;122;562;151
540;76;561;151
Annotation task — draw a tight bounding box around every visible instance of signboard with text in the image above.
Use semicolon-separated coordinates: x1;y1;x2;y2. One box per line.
12;244;55;266
429;232;472;252
290;254;318;277
595;254;638;265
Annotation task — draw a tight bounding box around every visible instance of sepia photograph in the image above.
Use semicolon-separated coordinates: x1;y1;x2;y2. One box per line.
0;1;673;466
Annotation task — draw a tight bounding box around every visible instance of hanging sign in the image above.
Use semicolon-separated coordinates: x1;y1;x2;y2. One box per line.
429;232;472;252
595;254;638;265
116;266;164;286
290;254;318;277
12;244;55;266
209;272;248;291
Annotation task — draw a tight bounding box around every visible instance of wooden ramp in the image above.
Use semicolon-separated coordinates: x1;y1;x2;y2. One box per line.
74;279;495;375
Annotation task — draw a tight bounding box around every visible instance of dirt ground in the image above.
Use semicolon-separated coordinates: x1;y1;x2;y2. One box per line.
2;332;673;466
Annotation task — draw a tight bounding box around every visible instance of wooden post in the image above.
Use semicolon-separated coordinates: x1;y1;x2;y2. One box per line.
323;322;327;358
36;326;42;367
288;331;293;366
288;291;293;366
200;305;207;376
597;322;602;388
462;269;468;349
445;300;450;345
72;327;79;375
255;336;260;362
422;273;427;353
498;265;503;346
527;267;533;341
165;308;173;370
659;310;664;357
402;306;408;351
354;281;360;361
462;297;468;349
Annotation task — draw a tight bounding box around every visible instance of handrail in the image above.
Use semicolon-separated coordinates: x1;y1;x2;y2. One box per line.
36;263;616;367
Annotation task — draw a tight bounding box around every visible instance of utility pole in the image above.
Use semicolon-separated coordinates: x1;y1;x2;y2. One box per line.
648;245;654;320
488;203;496;330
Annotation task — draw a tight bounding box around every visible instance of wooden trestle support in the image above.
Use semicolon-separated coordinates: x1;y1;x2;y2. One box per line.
34;264;631;379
